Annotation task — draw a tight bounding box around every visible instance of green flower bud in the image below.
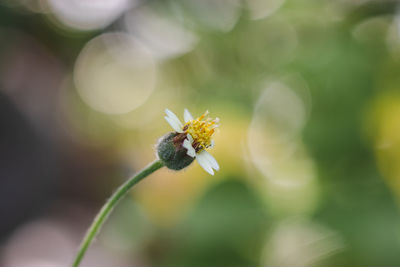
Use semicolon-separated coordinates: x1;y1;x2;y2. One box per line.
157;132;195;170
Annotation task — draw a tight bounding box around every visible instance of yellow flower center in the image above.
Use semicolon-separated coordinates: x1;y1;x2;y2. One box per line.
183;111;218;151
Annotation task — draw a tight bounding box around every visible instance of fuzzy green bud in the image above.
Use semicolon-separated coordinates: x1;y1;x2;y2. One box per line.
157;132;195;170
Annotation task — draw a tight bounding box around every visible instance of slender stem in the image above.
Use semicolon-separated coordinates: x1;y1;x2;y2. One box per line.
72;159;164;267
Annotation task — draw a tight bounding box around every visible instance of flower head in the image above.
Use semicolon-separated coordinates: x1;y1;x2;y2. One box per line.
158;108;220;175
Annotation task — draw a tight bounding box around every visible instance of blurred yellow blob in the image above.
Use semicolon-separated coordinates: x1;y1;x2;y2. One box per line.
370;93;400;200
74;33;157;114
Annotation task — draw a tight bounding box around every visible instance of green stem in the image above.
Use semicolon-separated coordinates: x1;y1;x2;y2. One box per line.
72;159;164;267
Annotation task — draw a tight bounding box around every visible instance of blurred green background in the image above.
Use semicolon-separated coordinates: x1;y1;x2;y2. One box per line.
1;0;400;266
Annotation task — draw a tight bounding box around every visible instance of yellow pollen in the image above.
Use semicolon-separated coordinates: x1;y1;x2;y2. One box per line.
183;111;218;151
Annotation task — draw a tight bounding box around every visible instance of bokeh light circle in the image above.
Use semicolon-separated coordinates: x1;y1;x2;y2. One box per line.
248;77;318;214
46;0;134;31
248;80;312;183
2;219;74;267
74;33;157;114
262;219;344;267
124;6;198;60
180;0;241;32
246;0;286;20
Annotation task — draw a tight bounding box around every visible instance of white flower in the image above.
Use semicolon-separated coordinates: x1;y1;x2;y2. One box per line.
164;108;220;175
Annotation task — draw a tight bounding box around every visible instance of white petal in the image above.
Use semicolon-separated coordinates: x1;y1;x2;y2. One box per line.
198;150;219;171
184;108;194;123
187;133;194;143
196;152;214;175
165;109;183;128
164;116;183;133
183;139;196;158
209;139;215;148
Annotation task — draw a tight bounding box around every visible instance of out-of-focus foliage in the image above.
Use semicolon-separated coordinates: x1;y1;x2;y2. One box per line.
1;0;400;267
